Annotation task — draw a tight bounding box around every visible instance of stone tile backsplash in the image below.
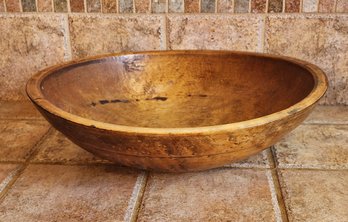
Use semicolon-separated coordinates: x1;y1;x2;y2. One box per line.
2;0;348;13
0;1;348;105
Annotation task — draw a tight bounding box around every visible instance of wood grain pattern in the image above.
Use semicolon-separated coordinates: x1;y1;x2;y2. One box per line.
26;50;328;172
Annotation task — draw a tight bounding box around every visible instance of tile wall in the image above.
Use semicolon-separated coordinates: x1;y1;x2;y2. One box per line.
1;0;347;13
0;0;347;105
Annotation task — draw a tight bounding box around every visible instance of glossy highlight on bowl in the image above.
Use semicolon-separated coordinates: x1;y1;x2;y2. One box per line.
26;50;328;172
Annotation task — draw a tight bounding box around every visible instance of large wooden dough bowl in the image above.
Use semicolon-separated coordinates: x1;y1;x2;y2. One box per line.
26;51;328;172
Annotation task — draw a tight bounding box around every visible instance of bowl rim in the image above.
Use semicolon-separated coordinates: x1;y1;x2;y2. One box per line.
26;50;328;135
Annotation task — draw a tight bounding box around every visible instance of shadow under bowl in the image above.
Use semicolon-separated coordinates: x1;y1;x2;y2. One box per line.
26;50;328;172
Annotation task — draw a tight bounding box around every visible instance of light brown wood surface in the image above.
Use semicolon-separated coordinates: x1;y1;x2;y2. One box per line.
26;50;328;172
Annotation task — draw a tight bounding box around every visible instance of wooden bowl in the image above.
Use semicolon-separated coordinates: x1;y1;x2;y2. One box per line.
26;51;328;172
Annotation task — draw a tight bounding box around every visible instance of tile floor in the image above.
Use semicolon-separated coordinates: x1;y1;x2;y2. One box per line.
0;101;347;221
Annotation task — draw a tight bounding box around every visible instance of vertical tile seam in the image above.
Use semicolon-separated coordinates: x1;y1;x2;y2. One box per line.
34;0;38;11
182;0;185;13
282;0;285;12
123;171;149;222
265;0;269;13
19;0;22;12
67;0;71;12
51;0;54;11
260;13;266;53
100;0;103;12
2;0;6;12
63;13;73;60
266;147;276;168
84;0;87;12
269;146;290;222
0;127;52;205
148;0;151;13
214;0;217;13
248;0;252;13
163;14;168;50
266;170;283;222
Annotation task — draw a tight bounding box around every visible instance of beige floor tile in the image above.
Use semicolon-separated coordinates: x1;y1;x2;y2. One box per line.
279;170;348;222
0;164;139;221
226;149;272;168
274;124;348;169
304;105;348;125
33;129;110;164
0;101;43;120
138;168;281;222
0;120;49;162
0;164;20;193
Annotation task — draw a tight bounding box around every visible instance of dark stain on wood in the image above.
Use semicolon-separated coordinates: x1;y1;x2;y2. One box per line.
146;96;168;101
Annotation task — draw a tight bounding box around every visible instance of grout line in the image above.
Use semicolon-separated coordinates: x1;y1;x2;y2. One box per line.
269;169;289;222
132;0;136;13
27;127;54;161
3;0;6;12
269;147;290;222
276;165;348;171
67;0;71;12
0;164;27;204
248;0;251;13
215;0;217;13
334;0;337;13
182;0;184;13
0;165;22;195
302;122;348;125
123;171;149;222
265;0;269;13
116;0;118;13
163;14;169;50
84;0;87;12
266;170;283;222
51;0;55;12
266;147;276;168
0;127;52;204
0;159;347;171
35;0;38;12
19;0;22;12
261;13;267;53
100;0;103;12
282;0;285;13
63;13;73;60
0;118;45;121
167;0;169;13
148;0;151;13
270;146;279;167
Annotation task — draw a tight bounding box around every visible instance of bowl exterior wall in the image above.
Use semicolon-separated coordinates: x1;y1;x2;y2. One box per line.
32;102;316;172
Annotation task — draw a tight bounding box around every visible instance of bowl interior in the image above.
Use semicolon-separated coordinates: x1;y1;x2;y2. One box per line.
39;52;315;128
